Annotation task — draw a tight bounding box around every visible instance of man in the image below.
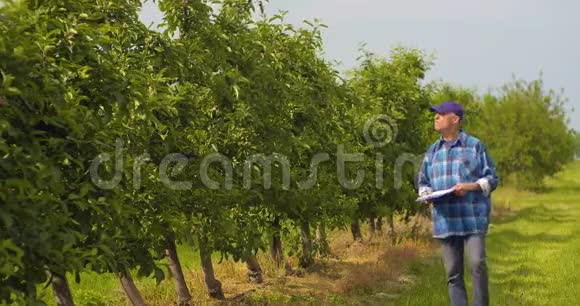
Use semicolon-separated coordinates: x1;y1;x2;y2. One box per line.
417;101;499;306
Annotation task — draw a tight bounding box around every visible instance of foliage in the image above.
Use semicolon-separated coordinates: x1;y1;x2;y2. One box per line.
0;0;576;304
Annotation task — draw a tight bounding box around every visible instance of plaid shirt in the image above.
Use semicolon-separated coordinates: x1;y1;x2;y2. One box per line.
418;130;499;238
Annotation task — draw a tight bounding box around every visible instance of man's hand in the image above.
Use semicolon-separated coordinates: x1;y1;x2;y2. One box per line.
453;182;481;197
420;190;434;206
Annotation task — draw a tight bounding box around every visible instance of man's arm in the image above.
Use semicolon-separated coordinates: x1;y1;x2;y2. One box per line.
475;142;499;196
455;142;499;196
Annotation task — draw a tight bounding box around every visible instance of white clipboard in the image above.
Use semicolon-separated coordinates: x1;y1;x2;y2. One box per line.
416;187;456;202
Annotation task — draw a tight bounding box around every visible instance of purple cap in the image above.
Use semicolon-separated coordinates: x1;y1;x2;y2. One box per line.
429;101;464;120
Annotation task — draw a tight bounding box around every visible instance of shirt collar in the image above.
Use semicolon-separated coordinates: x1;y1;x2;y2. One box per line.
437;129;467;149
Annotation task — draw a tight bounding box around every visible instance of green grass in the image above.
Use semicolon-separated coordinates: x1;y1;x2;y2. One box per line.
390;161;580;305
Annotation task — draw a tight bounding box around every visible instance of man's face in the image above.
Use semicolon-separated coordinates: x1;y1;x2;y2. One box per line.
434;112;460;131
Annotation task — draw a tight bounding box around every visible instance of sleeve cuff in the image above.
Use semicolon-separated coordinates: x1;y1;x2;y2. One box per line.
419;186;433;196
476;178;491;197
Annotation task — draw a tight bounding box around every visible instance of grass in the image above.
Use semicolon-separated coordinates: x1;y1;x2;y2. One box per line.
39;161;580;305
38;244;202;305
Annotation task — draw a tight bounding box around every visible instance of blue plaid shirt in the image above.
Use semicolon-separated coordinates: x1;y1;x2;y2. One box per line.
418;130;499;238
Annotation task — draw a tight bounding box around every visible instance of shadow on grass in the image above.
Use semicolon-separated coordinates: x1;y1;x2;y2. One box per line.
491;204;578;225
487;200;578;305
543;185;580;194
488;234;562;304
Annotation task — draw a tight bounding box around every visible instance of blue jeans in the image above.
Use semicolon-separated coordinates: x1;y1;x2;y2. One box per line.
438;234;489;306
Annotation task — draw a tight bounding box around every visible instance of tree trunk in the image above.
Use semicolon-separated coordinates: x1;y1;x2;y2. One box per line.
299;221;314;268
376;216;384;235
166;240;192;305
351;219;363;242
270;216;283;266
118;271;147;306
245;255;263;283
283;259;293;275
368;215;376;241
49;271;75;306
270;216;293;275
411;214;421;241
198;235;224;299
315;224;331;257
387;213;396;246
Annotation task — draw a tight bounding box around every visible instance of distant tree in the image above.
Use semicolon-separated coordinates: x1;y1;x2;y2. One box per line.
475;77;576;189
575;130;580;159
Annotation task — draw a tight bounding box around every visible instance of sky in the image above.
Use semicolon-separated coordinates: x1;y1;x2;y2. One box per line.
139;0;580;131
